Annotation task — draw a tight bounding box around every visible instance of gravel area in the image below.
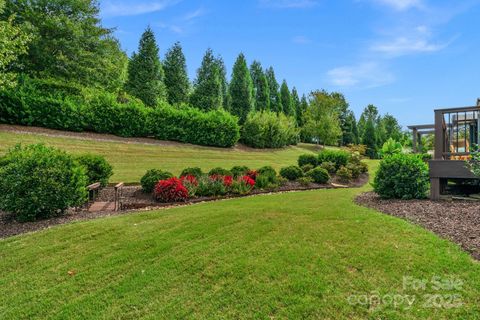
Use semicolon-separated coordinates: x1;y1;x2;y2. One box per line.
355;192;480;260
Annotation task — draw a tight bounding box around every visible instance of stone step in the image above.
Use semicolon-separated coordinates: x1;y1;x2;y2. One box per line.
88;201;115;212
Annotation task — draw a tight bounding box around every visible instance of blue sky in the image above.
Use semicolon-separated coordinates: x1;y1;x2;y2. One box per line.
100;0;480;127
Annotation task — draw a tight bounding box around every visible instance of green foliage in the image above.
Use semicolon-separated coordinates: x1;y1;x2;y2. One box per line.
163;42;190;105
317;149;350;170
374;154;430;200
230;166;250;178
125;27;166;107
303;91;342;146
2;0;127;91
362;118;378;159
0;144;87;221
250;61;270;111
76;154;113;187
345;163;361;179
230;179;253;195
336;166;352;183
280;80;295;116
265;67;281;113
180;167;203;178
341;110;358;145
298;154;318;167
147;104;240;147
380;138;403;158
320;161;336;175
301;164;314;173
255;166;278;189
229;53;254;123
208;167;232;176
141;169;174;193
297;176;314;186
241;111;299;148
291;88;301;125
190;49;223;111
196;176;227;197
306;167;330;184
280;165;304;181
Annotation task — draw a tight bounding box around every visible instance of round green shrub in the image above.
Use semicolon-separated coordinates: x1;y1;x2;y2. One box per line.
0;144;88;222
298;154;318;167
301;164;314;173
336;166;353;183
317;149;350;170
306;167;330;184
76;154;113;187
346;163;361;179
297;176;314;187
280;165;304;181
373;154;429;200
320;161;336;175
141;169;174;193
231;165;250;178
255;166;278;189
208;167;232;177
180;167;203;178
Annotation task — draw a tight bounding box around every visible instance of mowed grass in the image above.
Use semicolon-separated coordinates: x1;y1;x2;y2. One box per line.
1;161;479;319
0;130;320;183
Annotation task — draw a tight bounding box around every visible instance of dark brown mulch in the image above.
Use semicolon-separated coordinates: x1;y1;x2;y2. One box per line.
0;174;368;239
355;192;480;260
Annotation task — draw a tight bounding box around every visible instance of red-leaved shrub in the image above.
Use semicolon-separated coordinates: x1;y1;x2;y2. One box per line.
154;177;189;202
223;176;233;187
241;175;255;188
181;175;198;186
246;170;258;181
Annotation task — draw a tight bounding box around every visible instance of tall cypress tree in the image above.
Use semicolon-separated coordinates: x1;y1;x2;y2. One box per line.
291;87;301;124
250;60;270;111
163;42;189;105
280;80;295;116
265;67;281;113
190;48;223;111
125;27;166;107
215;56;229;110
229;53;254;123
362;118;377;158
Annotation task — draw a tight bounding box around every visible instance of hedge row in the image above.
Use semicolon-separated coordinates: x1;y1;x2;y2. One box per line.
0;78;240;148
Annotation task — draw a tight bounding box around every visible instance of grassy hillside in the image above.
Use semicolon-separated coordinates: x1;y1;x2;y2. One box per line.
1;161;479;319
0;127;320;183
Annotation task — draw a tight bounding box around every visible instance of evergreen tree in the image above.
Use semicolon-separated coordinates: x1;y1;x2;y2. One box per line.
1;0;127;91
298;94;308;126
250;61;270;111
358;104;379;138
382;114;402;141
163;42;189;105
291;87;301;125
280;80;295;116
362;118;377;158
342;110;358;145
215;56;229;110
229;53;254;123
265;67;281;113
190;48;223;111
125;27;166;107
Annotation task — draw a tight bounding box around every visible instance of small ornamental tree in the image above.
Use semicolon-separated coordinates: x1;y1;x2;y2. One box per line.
163;42;190;105
125;27;166;107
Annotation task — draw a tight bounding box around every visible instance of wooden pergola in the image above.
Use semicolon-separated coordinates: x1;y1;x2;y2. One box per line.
407;124;435;153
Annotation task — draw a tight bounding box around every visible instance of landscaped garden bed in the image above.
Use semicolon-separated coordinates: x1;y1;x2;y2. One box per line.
356;192;480;260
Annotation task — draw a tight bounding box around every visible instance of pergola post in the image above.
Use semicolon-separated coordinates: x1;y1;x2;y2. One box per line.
412;128;418;153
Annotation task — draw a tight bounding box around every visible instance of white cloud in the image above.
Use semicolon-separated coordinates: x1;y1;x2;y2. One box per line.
101;0;180;17
183;8;206;21
259;0;318;9
327;62;394;88
292;35;312;44
370;0;424;11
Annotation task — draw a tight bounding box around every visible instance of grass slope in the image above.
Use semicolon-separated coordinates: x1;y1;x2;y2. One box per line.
0;129;319;183
1;161;479;319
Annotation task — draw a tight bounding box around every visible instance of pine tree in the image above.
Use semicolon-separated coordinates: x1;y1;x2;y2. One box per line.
342;110;358;145
229;53;254;123
190;48;223;111
215;56;229;110
265;67;281;113
163;42;189;105
291;87;301;125
280;80;295;116
362;118;377;158
250;61;270;111
125;27;166;107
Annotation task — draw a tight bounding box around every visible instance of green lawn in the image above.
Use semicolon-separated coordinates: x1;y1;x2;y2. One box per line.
1;161;479;319
0;130;320;183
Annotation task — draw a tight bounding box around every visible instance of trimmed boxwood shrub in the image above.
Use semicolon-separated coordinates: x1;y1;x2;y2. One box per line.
301;164;314;173
241;111;299;148
0;144;88;221
180;167;203;178
255;166;278;189
141;169;174;193
76;154;113;187
280;166;304;181
231;165;250;178
298;154;318;167
317;149;350;170
306;167;330;184
373;154;429;200
208;167;232;177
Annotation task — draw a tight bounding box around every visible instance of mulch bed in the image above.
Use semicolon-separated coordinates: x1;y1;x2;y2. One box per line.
0;174;368;239
355;192;480;260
